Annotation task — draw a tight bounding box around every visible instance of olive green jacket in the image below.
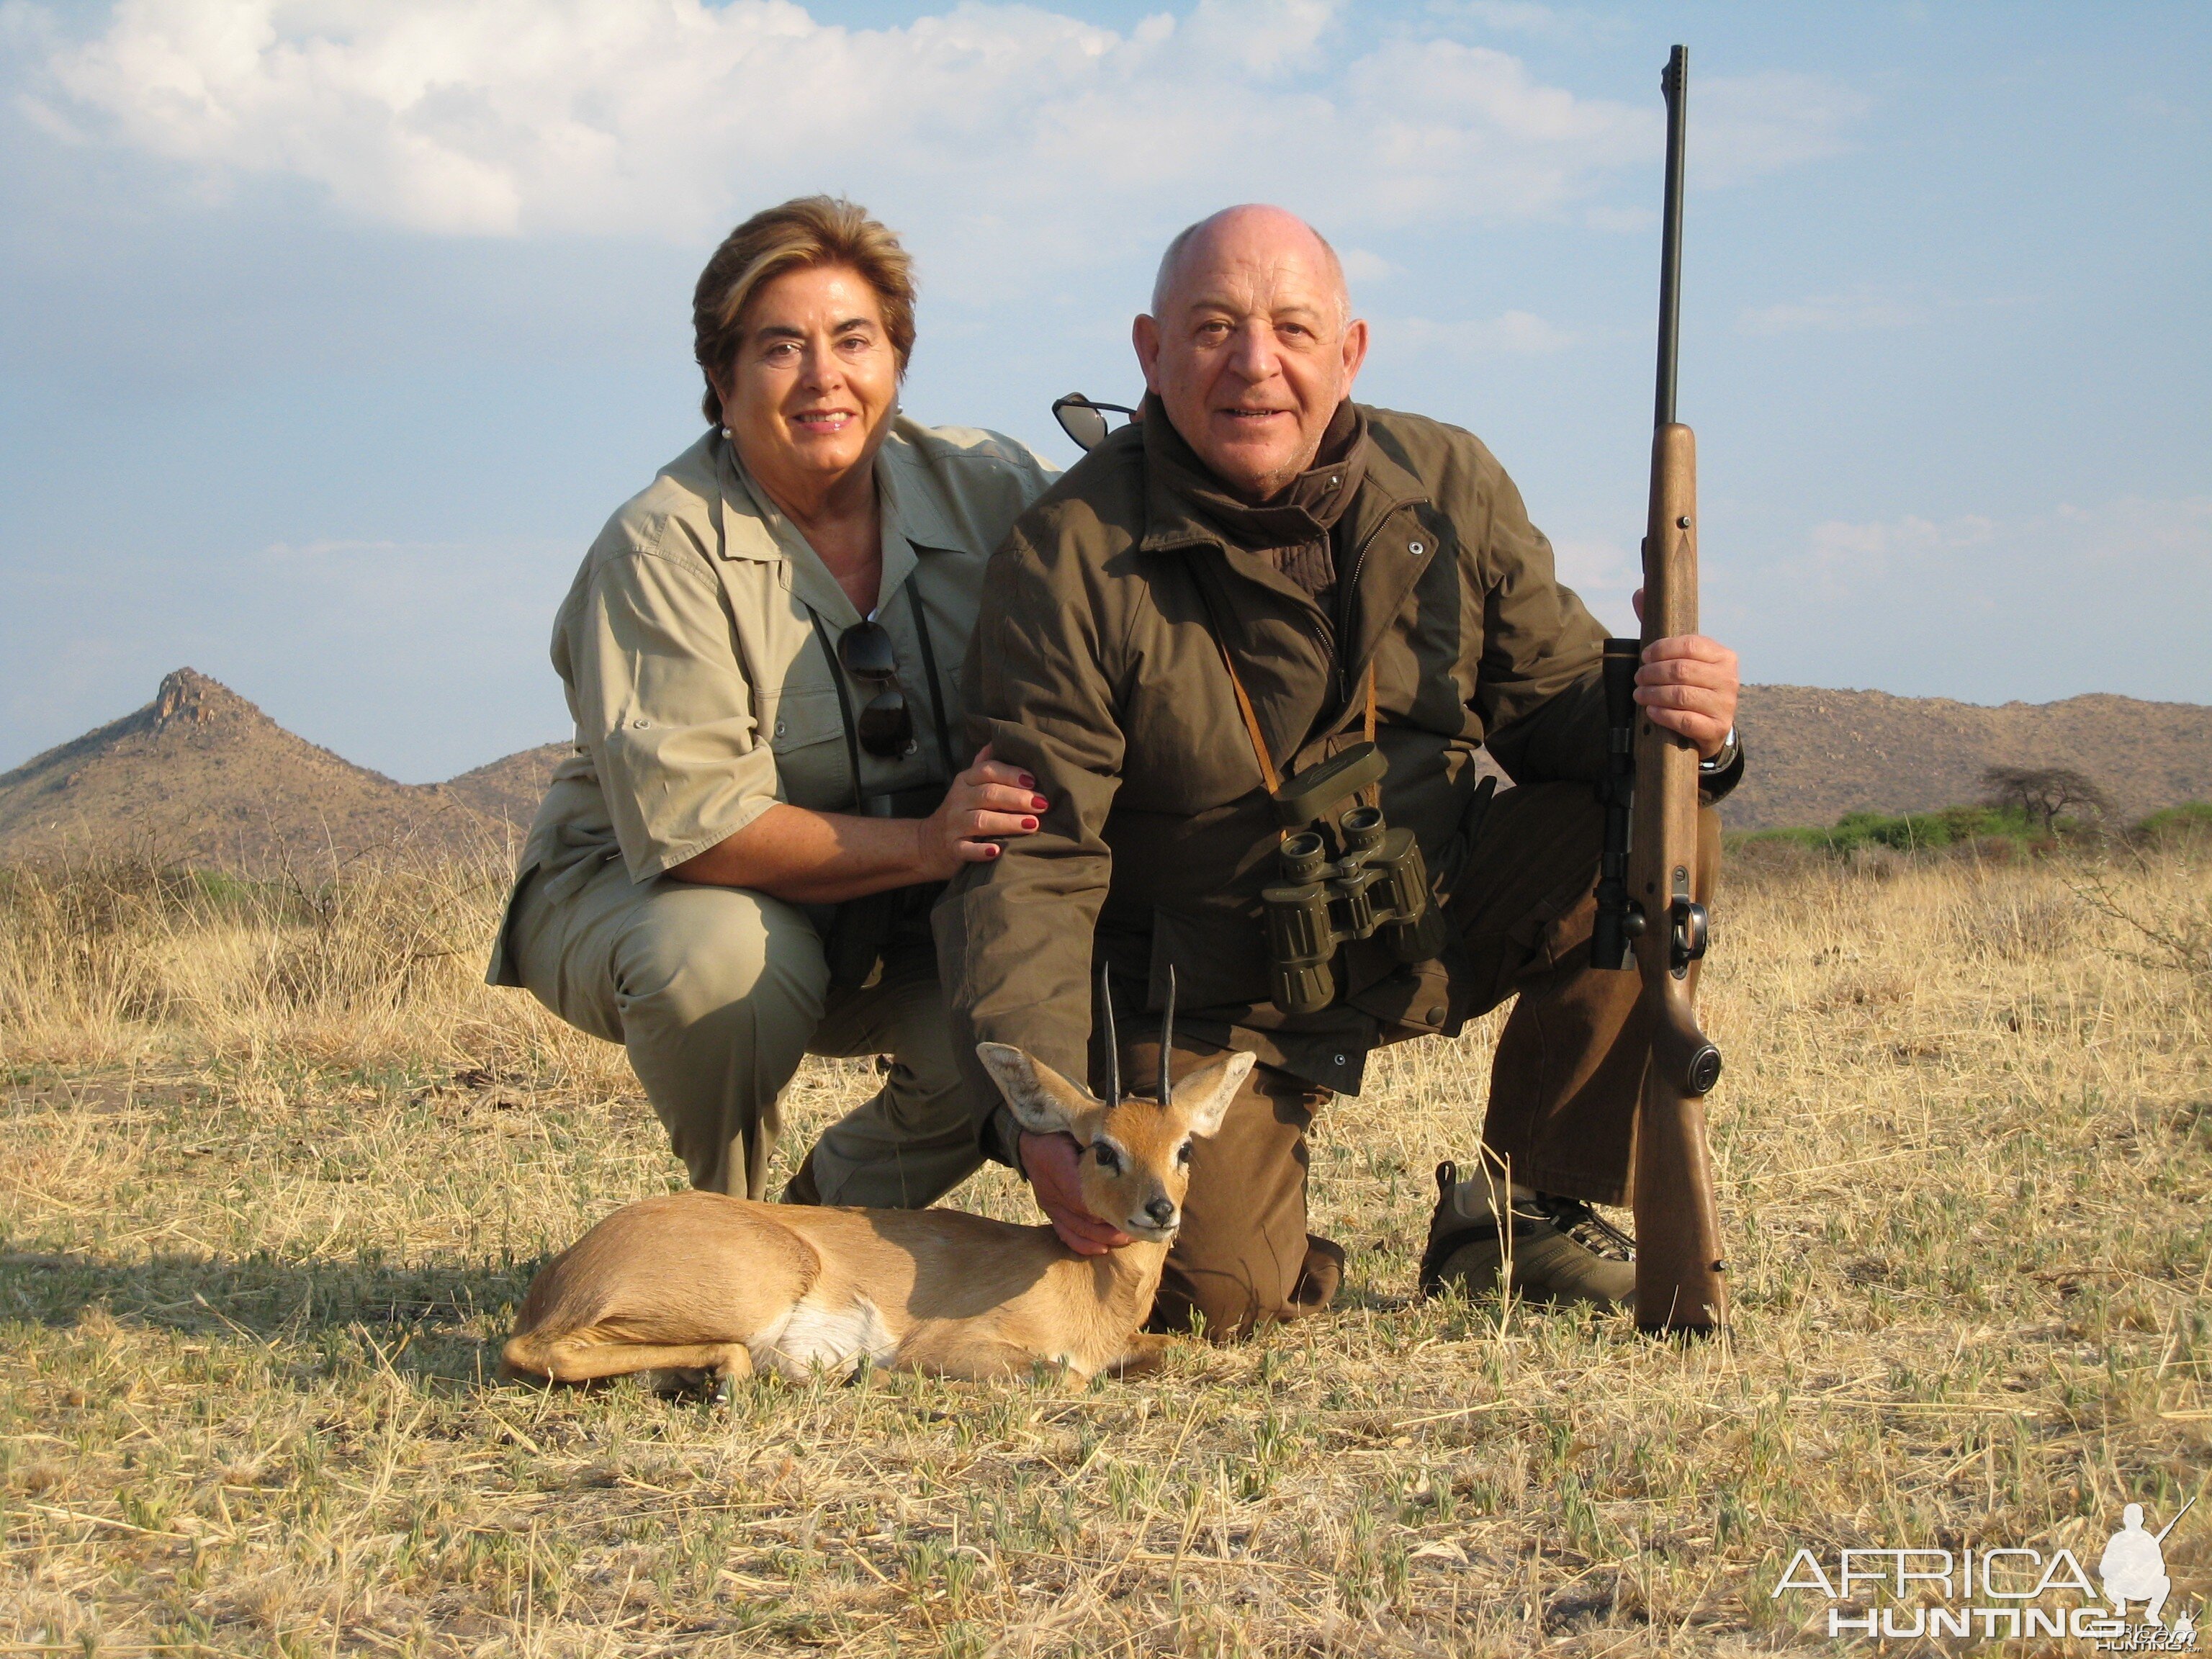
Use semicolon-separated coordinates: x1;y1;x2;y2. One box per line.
937;403;1616;1103
488;418;1053;986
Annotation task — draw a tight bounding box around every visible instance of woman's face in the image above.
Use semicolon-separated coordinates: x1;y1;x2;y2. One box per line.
718;264;900;500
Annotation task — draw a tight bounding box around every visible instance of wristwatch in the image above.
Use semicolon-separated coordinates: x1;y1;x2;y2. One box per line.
1699;727;1739;772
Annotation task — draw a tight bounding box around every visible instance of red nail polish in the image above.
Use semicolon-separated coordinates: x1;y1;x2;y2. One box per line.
1031;794;1048;810
1018;773;1036;787
1022;817;1038;831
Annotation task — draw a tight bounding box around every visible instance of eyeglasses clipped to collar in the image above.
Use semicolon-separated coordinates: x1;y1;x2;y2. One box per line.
835;617;915;759
1051;393;1140;454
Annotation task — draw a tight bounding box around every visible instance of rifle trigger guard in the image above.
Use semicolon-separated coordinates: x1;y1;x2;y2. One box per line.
1668;897;1708;977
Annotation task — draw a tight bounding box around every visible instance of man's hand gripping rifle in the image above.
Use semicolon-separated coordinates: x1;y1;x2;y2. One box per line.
1591;45;1730;1337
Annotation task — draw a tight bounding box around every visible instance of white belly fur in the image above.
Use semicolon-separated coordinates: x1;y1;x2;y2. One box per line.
752;1294;898;1381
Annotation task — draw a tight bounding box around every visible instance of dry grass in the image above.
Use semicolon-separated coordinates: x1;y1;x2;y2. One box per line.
2;845;2208;1655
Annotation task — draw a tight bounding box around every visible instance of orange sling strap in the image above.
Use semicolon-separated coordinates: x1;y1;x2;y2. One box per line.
1213;637;1376;802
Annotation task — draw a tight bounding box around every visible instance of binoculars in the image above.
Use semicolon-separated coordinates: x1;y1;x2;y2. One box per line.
1259;742;1447;1015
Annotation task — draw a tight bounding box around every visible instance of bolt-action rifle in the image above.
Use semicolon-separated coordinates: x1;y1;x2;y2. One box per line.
1590;44;1728;1336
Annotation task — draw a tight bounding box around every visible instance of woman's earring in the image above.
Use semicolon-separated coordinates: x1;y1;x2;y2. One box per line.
720;426;734;440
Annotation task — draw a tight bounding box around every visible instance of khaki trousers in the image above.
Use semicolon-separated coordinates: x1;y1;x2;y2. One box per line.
505;858;989;1205
1137;780;1721;1339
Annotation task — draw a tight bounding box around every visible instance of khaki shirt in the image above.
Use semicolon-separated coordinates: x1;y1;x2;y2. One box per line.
489;418;1055;985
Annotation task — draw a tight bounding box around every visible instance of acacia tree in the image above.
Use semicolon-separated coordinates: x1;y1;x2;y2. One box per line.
1979;765;2113;833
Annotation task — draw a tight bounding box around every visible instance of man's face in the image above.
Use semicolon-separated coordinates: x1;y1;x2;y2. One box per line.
1133;213;1367;502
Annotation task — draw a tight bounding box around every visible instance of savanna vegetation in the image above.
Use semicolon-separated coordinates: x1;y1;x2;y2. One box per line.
2;824;2208;1654
1727;773;2210;864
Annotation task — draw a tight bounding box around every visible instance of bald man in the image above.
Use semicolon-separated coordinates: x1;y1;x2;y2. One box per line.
937;205;1743;1336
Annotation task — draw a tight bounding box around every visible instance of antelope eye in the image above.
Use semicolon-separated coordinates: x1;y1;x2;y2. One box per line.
1176;1141;1194;1166
1092;1144;1120;1172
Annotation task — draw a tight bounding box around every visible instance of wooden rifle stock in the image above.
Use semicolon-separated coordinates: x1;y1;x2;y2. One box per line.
1627;423;1727;1335
1595;45;1729;1336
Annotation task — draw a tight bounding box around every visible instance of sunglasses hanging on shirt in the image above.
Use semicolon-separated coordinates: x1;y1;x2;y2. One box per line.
835;618;914;758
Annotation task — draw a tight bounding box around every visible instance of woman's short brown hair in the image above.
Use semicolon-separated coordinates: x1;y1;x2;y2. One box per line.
692;196;917;426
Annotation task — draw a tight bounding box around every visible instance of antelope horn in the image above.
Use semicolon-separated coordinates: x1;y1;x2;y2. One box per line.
1097;961;1120;1110
1159;963;1176;1106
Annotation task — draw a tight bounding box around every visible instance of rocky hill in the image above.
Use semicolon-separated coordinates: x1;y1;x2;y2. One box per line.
1;669;2204;868
1725;685;2212;830
0;670;519;871
441;743;572;831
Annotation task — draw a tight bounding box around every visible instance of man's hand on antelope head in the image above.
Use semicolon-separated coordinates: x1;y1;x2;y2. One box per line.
977;1042;1254;1251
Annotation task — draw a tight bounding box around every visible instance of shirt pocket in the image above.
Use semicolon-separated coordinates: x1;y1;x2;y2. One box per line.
760;687;852;811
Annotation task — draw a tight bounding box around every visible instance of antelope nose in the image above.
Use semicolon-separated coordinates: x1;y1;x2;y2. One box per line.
1146;1197;1177;1227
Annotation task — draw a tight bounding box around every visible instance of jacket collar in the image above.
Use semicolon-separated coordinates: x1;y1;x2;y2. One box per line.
1139;400;1424;558
1336;415;1436;680
1138;396;1368;555
1138;401;1432;688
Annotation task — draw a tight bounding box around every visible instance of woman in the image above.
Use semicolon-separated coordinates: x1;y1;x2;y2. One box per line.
490;197;1055;1206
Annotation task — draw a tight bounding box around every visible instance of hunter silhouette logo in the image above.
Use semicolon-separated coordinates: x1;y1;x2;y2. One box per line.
2103;1501;2193;1629
1771;1498;2200;1647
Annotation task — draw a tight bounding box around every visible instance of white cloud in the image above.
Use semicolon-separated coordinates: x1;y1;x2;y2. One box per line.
1739;287;1925;336
1385;307;1581;355
1551;534;1636;593
1793;512;1992;598
1337;246;1398;284
19;0;1864;271
2044;495;2212;565
1696;69;1869;188
1733;496;2212;702
1428;1;1629;47
1177;0;1336;75
1789;498;2211;601
1581;202;1652;233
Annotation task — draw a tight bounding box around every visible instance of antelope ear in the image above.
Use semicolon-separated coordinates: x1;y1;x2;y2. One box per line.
1171;1050;1256;1140
976;1043;1096;1139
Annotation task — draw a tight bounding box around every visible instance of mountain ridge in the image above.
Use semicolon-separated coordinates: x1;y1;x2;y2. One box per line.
1728;683;2212;830
1;669;2205;868
0;670;522;871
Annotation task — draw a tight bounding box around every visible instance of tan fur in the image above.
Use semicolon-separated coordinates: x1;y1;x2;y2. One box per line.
503;1045;1254;1389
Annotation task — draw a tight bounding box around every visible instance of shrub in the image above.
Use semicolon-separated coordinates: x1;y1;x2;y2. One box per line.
2136;802;2212;848
1730;803;2064;860
1742;801;2212;862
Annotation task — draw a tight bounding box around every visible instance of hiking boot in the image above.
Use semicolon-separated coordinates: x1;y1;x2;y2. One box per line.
1416;1160;1636;1309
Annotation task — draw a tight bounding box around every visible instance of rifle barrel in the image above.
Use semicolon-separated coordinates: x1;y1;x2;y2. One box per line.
1655;45;1689;430
2154;1494;2197;1545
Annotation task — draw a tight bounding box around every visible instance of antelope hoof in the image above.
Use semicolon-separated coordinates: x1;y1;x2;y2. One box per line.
1107;1334;1172;1379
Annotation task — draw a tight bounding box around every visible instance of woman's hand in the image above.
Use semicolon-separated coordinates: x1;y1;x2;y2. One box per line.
917;742;1049;881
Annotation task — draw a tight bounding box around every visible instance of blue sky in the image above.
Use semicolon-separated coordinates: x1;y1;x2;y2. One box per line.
2;0;2206;781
